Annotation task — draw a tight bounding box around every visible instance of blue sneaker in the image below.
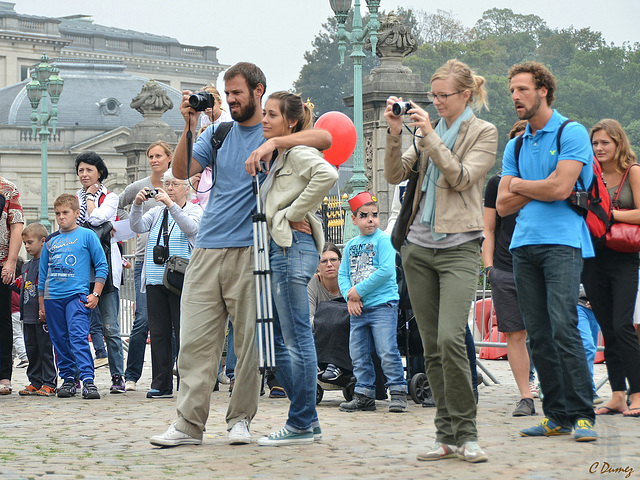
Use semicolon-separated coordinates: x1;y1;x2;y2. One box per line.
520;417;571;437
313;426;322;441
574;419;598;442
146;389;173;399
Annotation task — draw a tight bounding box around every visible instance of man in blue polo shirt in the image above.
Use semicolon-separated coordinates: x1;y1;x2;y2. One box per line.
496;61;597;442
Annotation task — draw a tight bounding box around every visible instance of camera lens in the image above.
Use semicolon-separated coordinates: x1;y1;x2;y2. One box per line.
392;102;411;117
188;92;215;112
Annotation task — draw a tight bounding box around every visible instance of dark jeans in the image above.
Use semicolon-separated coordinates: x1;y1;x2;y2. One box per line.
0;280;13;380
125;262;149;383
147;284;181;391
89;307;106;357
512;245;595;426
582;247;640;394
24;323;57;389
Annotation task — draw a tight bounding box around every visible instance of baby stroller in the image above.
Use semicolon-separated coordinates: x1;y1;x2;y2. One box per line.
312;297;357;404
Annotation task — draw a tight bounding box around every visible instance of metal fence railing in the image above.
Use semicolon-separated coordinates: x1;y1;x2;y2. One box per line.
119;254;136;340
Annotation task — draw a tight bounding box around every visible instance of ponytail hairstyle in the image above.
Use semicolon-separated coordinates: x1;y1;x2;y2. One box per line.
431;59;489;112
267;91;313;133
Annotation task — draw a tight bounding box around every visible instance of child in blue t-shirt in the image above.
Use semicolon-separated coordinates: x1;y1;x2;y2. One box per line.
338;192;407;413
38;194;109;400
16;223;58;396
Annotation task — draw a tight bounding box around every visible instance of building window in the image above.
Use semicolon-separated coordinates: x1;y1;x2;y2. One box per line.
97;97;122;116
21;66;30;81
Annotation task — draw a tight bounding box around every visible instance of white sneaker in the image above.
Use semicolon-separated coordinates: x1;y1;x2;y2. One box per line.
228;419;251;445
150;424;202;447
125;381;136;391
457;441;488;463
530;382;539;398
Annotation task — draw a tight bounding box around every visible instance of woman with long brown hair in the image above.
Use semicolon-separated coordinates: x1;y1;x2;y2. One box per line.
584;118;640;417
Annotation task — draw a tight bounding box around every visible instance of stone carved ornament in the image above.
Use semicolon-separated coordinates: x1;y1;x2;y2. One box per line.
130;80;174;116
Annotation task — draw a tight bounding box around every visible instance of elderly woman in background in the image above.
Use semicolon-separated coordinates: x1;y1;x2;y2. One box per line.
75;151;126;394
129;171;202;399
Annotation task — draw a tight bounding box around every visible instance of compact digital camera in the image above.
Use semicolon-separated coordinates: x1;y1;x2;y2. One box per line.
189;91;215;111
144;189;158;199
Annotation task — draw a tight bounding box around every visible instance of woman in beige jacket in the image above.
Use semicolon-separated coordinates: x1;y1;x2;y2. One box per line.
384;59;497;463
249;91;338;446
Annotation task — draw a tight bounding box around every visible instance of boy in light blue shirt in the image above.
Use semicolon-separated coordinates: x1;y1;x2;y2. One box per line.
338;192;406;413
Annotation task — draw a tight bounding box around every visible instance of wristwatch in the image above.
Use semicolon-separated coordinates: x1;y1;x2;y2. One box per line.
86;193;95;201
91;292;100;298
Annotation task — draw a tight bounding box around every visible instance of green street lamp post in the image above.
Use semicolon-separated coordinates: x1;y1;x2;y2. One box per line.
329;0;380;241
26;53;64;231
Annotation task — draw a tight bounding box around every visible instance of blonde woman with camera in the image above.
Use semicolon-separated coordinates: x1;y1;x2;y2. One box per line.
384;59;497;463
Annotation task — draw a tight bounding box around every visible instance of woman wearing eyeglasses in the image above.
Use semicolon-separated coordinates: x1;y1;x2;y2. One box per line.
307;243;351;382
129;171;202;399
246;91;338;446
384;59;497;463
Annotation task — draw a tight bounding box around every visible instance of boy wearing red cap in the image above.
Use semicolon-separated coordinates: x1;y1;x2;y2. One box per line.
338;192;407;413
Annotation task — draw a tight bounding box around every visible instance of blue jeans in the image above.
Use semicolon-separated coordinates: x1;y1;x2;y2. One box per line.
97;289;125;377
512;245;595;426
350;301;406;398
577;304;599;395
269;232;319;433
89;308;106;358
125;262;149;383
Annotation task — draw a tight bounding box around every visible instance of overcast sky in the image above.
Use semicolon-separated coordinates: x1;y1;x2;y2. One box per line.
12;0;640;94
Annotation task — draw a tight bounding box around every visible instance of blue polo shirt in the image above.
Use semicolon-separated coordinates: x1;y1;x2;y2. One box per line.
502;110;594;258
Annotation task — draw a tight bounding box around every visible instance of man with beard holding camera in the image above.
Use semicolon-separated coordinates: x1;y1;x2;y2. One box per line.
496;61;596;442
150;62;331;447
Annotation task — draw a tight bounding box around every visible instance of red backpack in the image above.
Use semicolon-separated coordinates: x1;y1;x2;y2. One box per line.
582;157;613;247
514;119;613;247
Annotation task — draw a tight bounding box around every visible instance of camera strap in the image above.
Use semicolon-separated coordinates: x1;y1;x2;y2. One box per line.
156;208;170;255
185;116;233;194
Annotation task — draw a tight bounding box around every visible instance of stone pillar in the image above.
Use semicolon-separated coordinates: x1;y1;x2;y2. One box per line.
115;80;177;184
344;15;428;229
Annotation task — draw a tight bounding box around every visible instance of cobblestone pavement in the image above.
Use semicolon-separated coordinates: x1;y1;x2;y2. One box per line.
1;355;637;480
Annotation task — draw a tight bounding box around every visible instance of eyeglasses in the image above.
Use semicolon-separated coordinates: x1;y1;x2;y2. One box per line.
319;257;340;265
163;182;187;189
426;91;464;103
358;211;379;219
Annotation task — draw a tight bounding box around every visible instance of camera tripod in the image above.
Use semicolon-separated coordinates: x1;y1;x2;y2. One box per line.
251;175;276;371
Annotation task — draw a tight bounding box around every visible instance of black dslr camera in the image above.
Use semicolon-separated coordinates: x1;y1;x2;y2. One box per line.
392;101;412;116
189;91;215;111
144;189;158;199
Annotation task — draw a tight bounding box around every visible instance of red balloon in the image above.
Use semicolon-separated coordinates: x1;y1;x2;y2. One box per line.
315;111;357;167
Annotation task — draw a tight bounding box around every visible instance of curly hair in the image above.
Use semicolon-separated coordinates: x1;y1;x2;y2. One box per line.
508;61;556;107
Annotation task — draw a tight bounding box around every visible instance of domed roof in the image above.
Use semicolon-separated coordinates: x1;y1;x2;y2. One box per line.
0;58;185;130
